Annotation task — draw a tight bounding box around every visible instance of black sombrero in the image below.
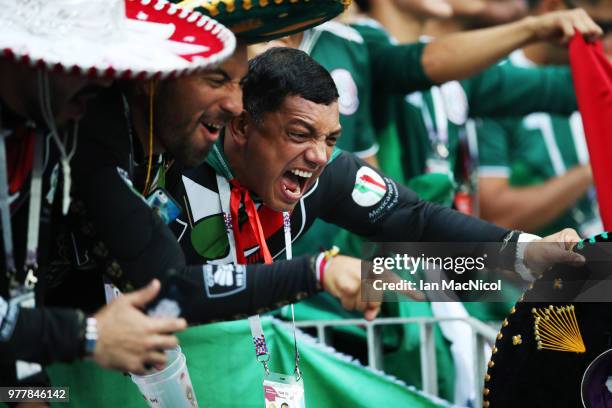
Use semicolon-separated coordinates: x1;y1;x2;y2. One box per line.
483;232;612;408
173;0;350;44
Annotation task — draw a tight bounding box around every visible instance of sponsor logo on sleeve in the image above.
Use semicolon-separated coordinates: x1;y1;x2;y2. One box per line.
352;166;387;207
351;166;400;222
203;264;246;298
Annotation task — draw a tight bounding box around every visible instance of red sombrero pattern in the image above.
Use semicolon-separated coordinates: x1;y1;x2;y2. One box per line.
0;0;236;80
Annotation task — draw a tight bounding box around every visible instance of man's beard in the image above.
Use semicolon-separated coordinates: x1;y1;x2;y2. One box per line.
157;121;211;168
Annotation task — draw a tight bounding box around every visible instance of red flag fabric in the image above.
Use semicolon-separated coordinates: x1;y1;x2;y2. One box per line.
569;33;612;230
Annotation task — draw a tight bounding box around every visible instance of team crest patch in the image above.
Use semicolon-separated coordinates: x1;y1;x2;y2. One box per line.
203;264;246;298
352;166;387;207
331;68;359;116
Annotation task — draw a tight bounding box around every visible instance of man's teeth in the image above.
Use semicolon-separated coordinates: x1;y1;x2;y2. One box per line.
204;122;222;130
290;169;313;178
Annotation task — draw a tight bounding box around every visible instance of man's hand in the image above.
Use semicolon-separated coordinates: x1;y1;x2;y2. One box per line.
523;228;586;276
92;279;187;375
577;164;593;183
527;8;603;44
322;255;425;320
322;255;381;321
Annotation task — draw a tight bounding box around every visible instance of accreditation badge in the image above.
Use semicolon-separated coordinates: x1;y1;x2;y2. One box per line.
425;158;451;175
263;372;305;408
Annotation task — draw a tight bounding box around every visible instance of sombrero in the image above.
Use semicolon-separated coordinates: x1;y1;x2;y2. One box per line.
483;232;612;407
0;0;236;79
174;0;350;43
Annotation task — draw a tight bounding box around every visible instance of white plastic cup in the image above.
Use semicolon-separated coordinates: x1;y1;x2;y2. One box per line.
130;347;198;407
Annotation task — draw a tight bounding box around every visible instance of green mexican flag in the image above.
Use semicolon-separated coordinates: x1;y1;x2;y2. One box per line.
46;318;450;407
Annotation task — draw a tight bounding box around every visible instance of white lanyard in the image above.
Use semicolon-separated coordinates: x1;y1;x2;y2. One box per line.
217;173;237;262
0;129;43;290
215;173;301;378
421;87;449;159
0;131;16;274
24;130;44;285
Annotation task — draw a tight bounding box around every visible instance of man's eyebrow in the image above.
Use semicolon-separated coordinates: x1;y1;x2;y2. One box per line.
287;118;316;133
328;127;342;137
205;68;231;81
288;119;342;138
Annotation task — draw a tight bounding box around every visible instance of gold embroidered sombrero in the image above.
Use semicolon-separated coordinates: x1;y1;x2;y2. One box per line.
174;0;350;43
483;232;612;407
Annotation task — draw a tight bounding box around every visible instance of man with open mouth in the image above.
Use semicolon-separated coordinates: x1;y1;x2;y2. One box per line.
47;0;383;325
169;47;585;305
52;0;585;331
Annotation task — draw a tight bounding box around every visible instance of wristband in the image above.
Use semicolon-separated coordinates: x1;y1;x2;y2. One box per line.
84;317;98;358
316;246;340;290
515;233;542;282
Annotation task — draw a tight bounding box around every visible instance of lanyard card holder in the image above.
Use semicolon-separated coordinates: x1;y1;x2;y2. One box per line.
1;128;43;309
422;86;453;177
264;372;305;408
252;313;305;408
222;171;306;408
425;157;451;175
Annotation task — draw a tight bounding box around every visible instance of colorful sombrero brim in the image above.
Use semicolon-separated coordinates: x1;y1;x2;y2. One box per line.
176;0;349;44
483;232;612;408
0;0;236;79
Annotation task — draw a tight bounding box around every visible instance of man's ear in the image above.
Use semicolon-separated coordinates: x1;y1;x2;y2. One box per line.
228;111;250;146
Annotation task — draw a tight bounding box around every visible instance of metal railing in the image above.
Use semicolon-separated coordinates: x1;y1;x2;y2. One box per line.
294;316;498;408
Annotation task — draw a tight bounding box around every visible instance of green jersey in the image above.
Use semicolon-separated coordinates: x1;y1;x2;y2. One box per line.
352;20;579;208
396;53;578;205
294;21;380;255
301;21;378;157
476;50;601;237
351;19;431;187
